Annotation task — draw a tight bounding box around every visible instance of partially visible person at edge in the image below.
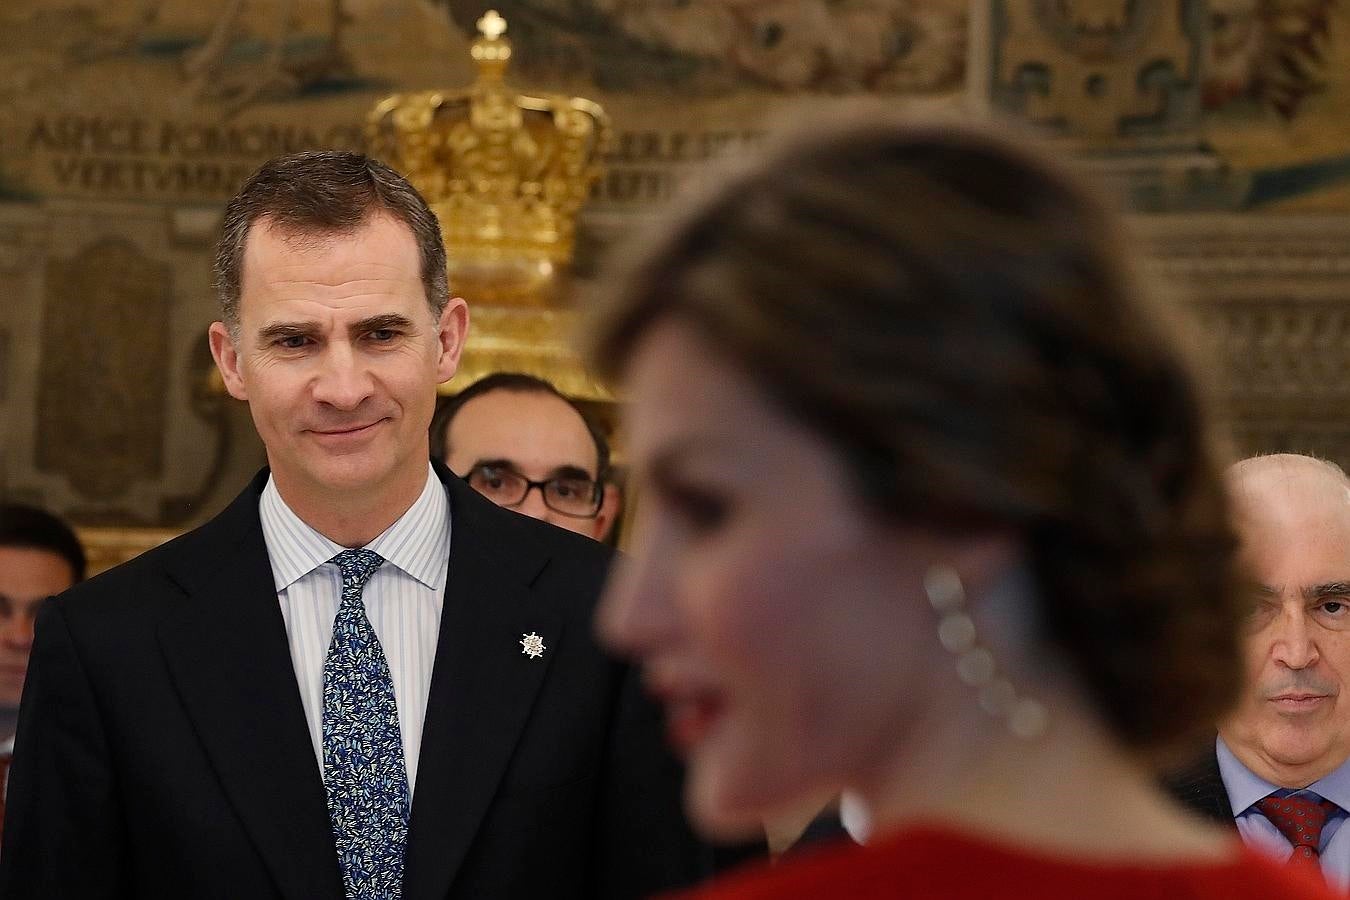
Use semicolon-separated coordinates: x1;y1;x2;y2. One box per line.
432;372;621;542
0;504;84;835
0;504;85;745
584;112;1339;899
1168;454;1350;891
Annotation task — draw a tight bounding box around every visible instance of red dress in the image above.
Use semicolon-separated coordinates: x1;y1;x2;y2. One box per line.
669;824;1341;899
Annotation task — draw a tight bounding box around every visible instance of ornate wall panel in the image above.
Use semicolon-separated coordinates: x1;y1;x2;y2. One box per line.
1137;214;1350;468
991;0;1205;140
37;238;172;500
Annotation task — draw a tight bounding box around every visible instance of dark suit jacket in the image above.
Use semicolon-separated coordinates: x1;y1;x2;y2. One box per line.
1162;743;1238;829
0;463;718;899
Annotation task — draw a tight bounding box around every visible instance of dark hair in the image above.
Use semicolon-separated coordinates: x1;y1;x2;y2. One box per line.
214;151;448;333
431;372;611;480
588;114;1241;760
0;504;86;582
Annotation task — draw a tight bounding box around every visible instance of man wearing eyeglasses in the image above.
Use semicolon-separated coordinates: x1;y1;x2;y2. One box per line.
434;373;621;542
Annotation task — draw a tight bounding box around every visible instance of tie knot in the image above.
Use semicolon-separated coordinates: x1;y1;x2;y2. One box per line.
1257;793;1341;851
330;548;384;592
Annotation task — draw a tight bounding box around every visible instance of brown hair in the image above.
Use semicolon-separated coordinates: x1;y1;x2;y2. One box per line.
0;503;86;582
588;113;1242;759
430;372;612;479
214;151;448;334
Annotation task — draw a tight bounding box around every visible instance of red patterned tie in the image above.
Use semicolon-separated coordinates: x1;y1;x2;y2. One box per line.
1256;793;1340;873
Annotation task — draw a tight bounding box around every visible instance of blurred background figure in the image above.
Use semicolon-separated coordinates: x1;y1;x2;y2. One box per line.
0;504;85;739
433;373;621;541
587;115;1338;898
0;503;85;834
1170;454;1350;890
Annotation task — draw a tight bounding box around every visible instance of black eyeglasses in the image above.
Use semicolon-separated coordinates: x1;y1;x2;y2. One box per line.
464;464;603;518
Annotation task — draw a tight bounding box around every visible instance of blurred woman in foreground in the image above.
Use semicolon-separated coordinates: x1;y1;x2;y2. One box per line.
587;116;1337;898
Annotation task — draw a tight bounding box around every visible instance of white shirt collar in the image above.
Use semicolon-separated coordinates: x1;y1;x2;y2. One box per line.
259;463;450;592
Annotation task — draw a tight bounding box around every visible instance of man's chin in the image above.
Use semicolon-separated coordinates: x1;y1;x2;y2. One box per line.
1261;730;1344;769
314;465;393;494
290;452;397;495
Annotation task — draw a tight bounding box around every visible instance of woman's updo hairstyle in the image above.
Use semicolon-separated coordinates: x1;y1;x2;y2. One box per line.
588;113;1243;760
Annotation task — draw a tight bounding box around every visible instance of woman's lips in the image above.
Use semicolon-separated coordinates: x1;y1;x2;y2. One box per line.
664;694;725;757
645;673;726;757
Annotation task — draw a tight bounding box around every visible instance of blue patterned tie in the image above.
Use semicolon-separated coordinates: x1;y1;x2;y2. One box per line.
323;549;409;899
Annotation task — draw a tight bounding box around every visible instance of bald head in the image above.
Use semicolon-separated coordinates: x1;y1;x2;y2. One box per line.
1229;453;1350;511
1220;453;1350;787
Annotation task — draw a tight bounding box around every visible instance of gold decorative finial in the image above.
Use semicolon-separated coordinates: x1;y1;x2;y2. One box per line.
367;9;608;297
366;9;613;400
477;9;507;41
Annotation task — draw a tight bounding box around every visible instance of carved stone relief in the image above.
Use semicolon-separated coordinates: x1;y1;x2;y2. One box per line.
1;200;262;530
36;237;172;500
992;0;1204;140
1136;214;1350;469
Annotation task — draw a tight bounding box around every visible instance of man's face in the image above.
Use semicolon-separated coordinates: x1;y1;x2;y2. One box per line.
0;546;77;709
209;214;466;509
444;389;616;540
1221;469;1350;787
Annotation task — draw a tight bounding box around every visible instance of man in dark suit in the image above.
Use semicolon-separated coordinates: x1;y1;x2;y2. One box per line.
0;151;716;899
1167;454;1350;889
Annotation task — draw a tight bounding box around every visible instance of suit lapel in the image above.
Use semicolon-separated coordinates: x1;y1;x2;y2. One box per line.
1162;744;1236;829
156;474;344;900
403;473;564;900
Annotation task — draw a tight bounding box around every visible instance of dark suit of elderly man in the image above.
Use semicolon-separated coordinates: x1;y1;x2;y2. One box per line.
0;151;716;900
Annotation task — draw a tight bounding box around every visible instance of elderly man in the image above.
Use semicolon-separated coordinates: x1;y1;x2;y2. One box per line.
433;372;620;542
1169;453;1350;890
1;152;713;899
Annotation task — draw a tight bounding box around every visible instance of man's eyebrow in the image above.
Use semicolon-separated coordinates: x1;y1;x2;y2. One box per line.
549;465;595;481
469;458;519;472
352;313;416;334
467;460;596;480
257;321;320;343
1305;582;1350;602
256;314;418;344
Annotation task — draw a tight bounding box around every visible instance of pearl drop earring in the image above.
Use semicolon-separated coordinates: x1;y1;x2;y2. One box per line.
923;564;1048;740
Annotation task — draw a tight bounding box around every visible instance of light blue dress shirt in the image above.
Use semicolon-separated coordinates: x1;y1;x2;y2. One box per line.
1217;735;1350;892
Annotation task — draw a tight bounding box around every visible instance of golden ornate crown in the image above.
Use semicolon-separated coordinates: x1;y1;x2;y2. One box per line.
367;10;610;306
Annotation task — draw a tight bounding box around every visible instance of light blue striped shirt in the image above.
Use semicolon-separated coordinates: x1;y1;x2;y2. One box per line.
259;464;450;798
1218;736;1350;892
